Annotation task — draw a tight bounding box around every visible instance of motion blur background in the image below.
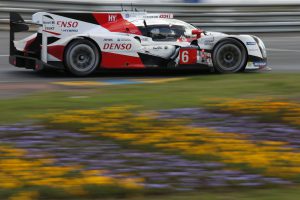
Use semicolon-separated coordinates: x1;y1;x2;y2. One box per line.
69;0;300;3
1;0;300;33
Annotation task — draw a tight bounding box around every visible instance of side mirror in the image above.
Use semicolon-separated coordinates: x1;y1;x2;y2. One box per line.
192;29;202;39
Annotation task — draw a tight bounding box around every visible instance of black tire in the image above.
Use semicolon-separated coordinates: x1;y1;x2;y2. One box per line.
64;39;100;76
212;38;247;73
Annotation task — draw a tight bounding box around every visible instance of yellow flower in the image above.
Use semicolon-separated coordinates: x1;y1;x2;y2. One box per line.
119;178;144;189
0;144;144;195
83;176;114;185
42;105;300;179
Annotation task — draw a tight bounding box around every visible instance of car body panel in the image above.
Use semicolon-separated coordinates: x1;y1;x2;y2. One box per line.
9;11;268;72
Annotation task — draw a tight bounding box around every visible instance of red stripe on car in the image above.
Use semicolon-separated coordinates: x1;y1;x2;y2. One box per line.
43;30;61;36
24;37;36;51
101;52;144;68
92;13;142;35
48;45;65;61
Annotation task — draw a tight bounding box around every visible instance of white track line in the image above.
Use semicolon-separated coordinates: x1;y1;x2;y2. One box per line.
0;55;9;57
267;48;300;53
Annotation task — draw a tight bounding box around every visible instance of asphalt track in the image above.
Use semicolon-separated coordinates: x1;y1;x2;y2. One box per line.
0;31;300;83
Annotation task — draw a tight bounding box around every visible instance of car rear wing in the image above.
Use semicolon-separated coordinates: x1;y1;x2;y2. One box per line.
9;12;42;56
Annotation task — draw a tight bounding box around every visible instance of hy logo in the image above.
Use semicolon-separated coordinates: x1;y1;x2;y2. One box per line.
108;15;117;22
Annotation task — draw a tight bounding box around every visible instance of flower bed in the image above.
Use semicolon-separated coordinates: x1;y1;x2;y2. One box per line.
2;99;300;199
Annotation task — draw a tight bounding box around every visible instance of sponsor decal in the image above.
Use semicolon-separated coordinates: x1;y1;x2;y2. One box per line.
142;13;173;19
43;21;55;26
108;15;117;22
153;46;163;50
104;39;114;42
253;61;267;66
203;38;214;45
117;38;131;42
43;15;55;31
43;16;79;33
103;43;132;50
200;51;212;66
93;13;141;35
57;21;79;28
159;14;173;18
248;49;258;52
246;42;256;45
143;15;159;19
56;20;79;33
204;41;214;45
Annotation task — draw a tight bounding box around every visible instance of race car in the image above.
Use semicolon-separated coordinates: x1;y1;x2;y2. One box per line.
9;11;267;76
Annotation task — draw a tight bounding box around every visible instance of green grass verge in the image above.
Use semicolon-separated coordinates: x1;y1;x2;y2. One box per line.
1;73;300;124
126;187;300;200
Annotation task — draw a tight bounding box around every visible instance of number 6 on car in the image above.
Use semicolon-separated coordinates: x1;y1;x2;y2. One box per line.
179;48;197;65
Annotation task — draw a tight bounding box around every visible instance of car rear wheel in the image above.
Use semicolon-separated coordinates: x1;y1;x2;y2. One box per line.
213;38;247;73
64;39;100;76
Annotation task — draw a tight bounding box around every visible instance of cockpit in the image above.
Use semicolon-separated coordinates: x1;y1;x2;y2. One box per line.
132;18;199;42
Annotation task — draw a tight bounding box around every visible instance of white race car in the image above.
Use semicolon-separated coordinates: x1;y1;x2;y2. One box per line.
9;11;267;76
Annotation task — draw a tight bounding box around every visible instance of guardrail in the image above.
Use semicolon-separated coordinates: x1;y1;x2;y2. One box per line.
1;0;300;32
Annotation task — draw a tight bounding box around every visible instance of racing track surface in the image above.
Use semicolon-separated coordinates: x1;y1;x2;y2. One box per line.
0;31;300;83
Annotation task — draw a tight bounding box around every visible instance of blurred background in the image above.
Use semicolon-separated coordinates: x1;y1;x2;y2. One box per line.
1;0;300;33
49;0;300;3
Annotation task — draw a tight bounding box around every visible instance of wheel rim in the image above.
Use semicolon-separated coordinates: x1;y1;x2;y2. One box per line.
215;44;244;71
69;44;97;72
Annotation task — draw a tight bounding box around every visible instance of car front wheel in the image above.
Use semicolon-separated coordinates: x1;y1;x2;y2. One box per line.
213;38;247;73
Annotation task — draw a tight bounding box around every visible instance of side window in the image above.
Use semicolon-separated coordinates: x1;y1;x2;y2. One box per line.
149;26;177;41
137;25;190;42
170;25;186;39
150;27;173;41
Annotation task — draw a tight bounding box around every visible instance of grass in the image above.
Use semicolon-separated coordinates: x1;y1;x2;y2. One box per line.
1;72;300;124
4;187;300;200
126;187;300;200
